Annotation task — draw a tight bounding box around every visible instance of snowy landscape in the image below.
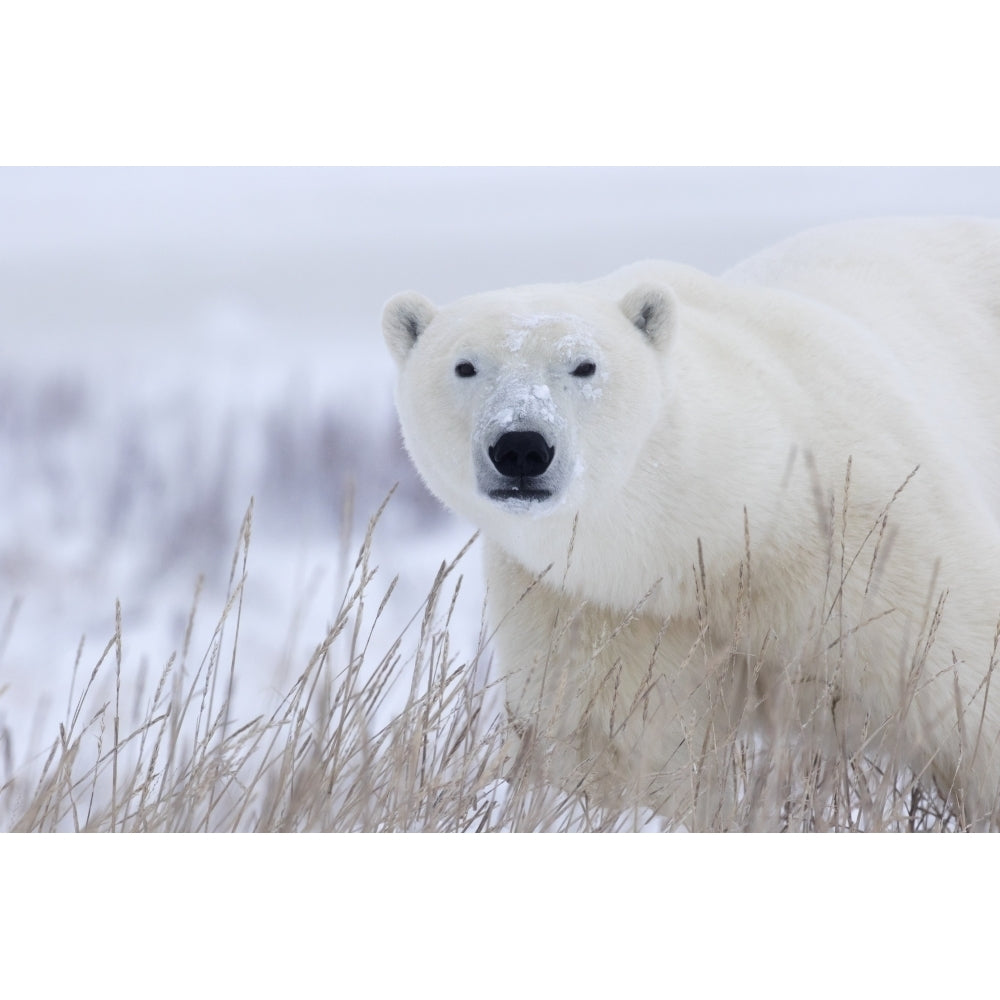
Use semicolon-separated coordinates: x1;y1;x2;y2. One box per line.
2;166;1000;827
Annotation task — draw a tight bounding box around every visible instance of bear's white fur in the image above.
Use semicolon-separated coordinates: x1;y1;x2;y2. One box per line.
383;218;1000;828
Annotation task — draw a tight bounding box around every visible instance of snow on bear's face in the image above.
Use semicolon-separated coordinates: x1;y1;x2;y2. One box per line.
382;282;675;532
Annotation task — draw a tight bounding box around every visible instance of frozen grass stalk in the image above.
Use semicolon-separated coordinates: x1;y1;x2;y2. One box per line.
0;488;992;832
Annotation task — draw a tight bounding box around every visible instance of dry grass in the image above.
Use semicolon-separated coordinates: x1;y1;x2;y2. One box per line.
0;486;984;832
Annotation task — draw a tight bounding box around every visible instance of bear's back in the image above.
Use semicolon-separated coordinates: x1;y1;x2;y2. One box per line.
722;216;1000;320
723;216;1000;525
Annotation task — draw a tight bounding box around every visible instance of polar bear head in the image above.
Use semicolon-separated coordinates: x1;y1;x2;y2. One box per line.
382;281;676;533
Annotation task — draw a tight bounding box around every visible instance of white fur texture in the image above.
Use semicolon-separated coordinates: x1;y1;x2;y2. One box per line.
383;218;1000;827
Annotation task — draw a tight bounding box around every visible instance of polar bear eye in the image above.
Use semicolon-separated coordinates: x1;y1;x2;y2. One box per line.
455;361;477;378
571;361;597;378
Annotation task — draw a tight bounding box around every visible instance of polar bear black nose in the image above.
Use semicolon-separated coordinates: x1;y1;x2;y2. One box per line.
489;431;555;479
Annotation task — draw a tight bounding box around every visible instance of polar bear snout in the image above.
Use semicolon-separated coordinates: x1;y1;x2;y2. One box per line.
489;431;555;479
484;431;558;503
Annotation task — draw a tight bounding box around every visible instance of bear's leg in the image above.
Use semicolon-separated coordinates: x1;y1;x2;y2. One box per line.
484;542;746;828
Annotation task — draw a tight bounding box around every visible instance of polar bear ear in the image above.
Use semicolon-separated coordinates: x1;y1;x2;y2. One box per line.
382;292;437;366
619;283;676;349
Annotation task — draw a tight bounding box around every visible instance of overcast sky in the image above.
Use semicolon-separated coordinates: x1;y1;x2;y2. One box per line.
3;167;999;361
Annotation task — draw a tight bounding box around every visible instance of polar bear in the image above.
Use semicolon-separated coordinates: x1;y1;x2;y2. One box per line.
382;218;1000;829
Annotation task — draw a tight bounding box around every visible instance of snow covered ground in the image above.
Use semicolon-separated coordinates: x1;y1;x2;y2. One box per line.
2;166;999;770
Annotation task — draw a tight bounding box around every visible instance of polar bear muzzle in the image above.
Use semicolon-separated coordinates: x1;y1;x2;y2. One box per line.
487;431;556;501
